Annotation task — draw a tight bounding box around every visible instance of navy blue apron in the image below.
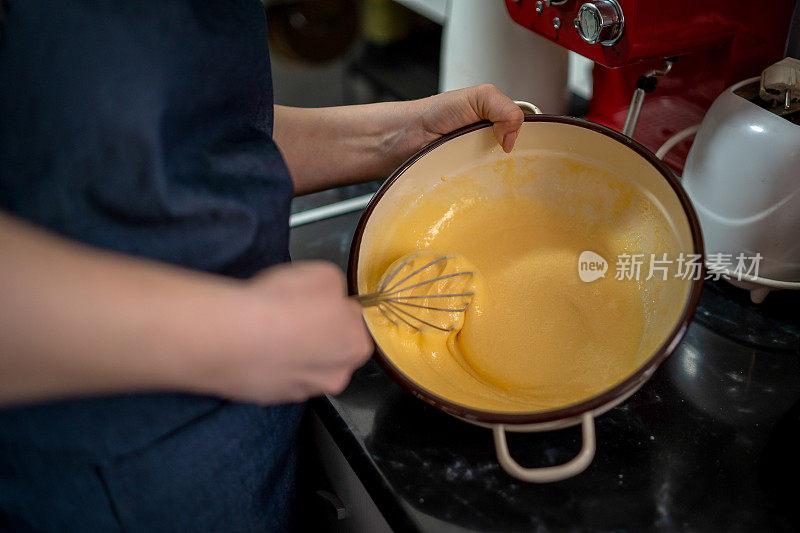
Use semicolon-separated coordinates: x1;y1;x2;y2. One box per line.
0;1;303;530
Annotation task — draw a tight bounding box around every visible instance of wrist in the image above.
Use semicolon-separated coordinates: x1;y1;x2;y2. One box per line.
370;99;429;177
153;276;253;398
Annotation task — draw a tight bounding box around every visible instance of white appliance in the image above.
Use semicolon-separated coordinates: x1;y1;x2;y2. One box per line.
439;0;569;114
681;58;800;303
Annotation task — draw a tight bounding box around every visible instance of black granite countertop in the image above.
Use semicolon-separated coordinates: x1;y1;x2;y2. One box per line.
290;191;800;532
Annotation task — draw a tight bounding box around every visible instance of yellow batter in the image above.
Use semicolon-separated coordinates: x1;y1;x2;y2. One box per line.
361;155;680;413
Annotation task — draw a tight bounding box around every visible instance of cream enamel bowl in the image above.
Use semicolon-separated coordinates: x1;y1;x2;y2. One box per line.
348;113;704;483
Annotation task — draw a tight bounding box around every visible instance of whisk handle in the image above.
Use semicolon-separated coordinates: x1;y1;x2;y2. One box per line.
353;293;383;308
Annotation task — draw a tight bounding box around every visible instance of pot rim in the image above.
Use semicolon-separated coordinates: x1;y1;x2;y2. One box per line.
347;115;705;425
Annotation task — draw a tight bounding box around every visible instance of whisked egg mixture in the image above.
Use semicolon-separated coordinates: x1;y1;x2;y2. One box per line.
361;155;680;413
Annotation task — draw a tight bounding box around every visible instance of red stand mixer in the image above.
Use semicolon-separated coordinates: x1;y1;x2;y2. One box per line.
505;0;796;171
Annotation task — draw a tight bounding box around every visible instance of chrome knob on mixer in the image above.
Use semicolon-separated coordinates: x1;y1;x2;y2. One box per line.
574;0;624;46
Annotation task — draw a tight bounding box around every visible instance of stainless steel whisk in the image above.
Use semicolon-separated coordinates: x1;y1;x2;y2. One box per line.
355;253;474;332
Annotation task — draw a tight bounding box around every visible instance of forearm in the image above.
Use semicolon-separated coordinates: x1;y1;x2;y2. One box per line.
0;212;245;406
273;101;427;195
273;86;525;196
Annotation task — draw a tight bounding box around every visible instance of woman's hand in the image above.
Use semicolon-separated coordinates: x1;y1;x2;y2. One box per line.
198;262;373;404
0;211;372;406
274;84;525;195
407;84;526;155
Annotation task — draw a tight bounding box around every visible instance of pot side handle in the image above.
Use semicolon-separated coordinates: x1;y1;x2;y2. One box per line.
514;100;543;115
492;413;596;483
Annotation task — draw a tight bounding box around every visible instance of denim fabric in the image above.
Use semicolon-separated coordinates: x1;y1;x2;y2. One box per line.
0;402;306;532
0;1;302;530
0;0;293;278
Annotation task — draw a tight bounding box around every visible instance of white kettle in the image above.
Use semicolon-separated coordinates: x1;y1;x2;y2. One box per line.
681;58;800;302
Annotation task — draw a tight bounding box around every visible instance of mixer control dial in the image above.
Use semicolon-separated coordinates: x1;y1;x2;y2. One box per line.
575;0;624;46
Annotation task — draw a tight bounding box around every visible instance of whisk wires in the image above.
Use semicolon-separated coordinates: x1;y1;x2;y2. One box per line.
356;254;474;332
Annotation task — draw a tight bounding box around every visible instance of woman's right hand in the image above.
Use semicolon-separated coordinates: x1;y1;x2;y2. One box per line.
196;261;374;405
0;210;370;406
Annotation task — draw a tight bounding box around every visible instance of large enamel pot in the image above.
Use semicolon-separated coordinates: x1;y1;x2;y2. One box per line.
347;107;704;483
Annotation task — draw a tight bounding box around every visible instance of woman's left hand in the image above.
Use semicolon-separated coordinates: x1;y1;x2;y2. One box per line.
408;84;525;155
274;84;526;195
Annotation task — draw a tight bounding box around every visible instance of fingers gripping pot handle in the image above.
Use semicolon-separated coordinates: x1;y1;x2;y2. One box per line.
492;413;596;483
